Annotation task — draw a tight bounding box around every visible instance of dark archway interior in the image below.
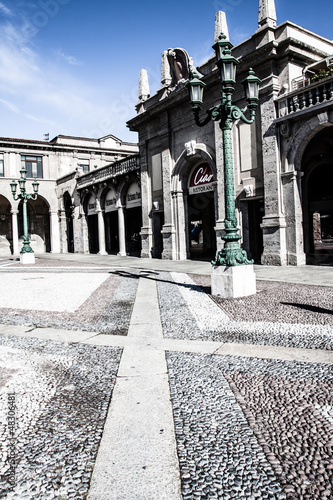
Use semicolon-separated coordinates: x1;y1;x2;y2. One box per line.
64;192;74;253
0;195;12;252
18;197;51;252
302;127;333;265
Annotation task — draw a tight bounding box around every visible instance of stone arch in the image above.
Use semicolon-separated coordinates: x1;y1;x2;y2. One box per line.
300;126;333;264
121;174;142;256
101;183;120;255
287;115;333;172
18;194;51;253
99;181;119;211
172;144;217;260
81;190;98;253
118;172;141;207
81;190;97;215
172;144;216;191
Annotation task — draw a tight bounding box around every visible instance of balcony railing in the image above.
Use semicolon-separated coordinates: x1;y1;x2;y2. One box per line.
276;76;333;119
76;155;140;189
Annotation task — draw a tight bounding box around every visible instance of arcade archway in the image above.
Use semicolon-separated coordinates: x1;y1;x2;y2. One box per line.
85;194;99;254
0;195;12;255
302;128;333;265
18;196;50;253
63;192;74;253
187;163;216;261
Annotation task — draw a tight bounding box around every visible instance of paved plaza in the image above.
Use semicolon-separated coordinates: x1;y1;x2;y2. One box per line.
0;254;332;500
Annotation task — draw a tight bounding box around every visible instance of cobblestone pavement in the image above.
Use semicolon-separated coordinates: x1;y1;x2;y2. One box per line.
1;335;122;499
168;352;333;500
0;260;332;499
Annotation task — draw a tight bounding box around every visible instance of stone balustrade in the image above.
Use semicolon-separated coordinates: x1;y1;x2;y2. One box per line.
76;155;140;189
276;76;333;118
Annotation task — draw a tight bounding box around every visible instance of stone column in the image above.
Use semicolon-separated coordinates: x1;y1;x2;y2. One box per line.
80;215;90;254
58;209;68;253
161;148;176;260
139;143;153;258
50;211;61;253
11;209;19;255
260;91;287;266
97;207;107;255
117;205;127;256
281;171;306;265
172;191;187;260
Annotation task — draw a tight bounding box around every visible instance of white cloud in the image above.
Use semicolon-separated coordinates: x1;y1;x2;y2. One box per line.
230;28;252;46
0;10;136;142
0;98;20;114
0;20;99;137
56;49;82;66
25;114;57;125
0;2;13;17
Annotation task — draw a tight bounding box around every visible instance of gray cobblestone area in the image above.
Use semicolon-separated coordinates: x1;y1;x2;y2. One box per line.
156;272;333;350
191;275;333;326
0;271;138;336
0;334;122;499
167;352;333;500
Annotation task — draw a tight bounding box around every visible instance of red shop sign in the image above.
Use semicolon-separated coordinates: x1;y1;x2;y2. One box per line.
189;163;215;195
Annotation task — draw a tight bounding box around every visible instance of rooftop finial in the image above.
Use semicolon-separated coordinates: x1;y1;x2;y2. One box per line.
214;11;229;43
258;0;277;28
138;69;150;101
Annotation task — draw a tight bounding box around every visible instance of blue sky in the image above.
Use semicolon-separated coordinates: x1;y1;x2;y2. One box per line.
0;0;331;143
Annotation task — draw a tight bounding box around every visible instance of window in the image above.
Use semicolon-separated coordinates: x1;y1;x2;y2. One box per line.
78;162;89;174
0;154;3;177
21;155;43;178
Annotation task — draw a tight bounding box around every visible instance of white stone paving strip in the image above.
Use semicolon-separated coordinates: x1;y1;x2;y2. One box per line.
170;271;230;328
0;273;109;312
87;276;182;500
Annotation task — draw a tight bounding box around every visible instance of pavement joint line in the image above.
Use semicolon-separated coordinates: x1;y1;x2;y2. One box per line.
1;324;332;364
87;276;182;499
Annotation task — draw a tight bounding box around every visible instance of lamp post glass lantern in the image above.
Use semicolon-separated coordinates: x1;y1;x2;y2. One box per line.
188;32;261;267
11;166;39;260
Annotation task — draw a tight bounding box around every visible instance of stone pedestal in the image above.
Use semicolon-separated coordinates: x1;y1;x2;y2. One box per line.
0;236;11;256
211;264;256;299
20;252;35;265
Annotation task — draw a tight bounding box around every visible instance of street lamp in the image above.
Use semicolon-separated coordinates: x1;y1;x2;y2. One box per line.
188;32;261;267
10;166;39;263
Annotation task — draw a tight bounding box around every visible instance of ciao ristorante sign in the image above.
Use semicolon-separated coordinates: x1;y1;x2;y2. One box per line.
189;163;215;195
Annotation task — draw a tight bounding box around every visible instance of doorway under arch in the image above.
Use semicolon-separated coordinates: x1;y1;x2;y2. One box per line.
187;162;217;261
18;196;50;253
63;192;74;253
302;127;333;265
85;194;99;254
0;195;12;255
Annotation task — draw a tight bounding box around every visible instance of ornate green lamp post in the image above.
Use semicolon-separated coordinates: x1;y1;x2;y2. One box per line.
10;166;39;264
188;33;261;267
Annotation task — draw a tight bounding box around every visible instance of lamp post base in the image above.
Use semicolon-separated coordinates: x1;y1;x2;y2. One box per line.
211;264;256;299
20;252;35;265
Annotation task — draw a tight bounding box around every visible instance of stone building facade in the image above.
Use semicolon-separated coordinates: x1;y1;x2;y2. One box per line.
127;0;333;265
1;0;332;266
58;154;141;256
0;134;138;257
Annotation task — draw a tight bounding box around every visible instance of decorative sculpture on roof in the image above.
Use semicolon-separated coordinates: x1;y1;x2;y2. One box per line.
161;48;199;94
